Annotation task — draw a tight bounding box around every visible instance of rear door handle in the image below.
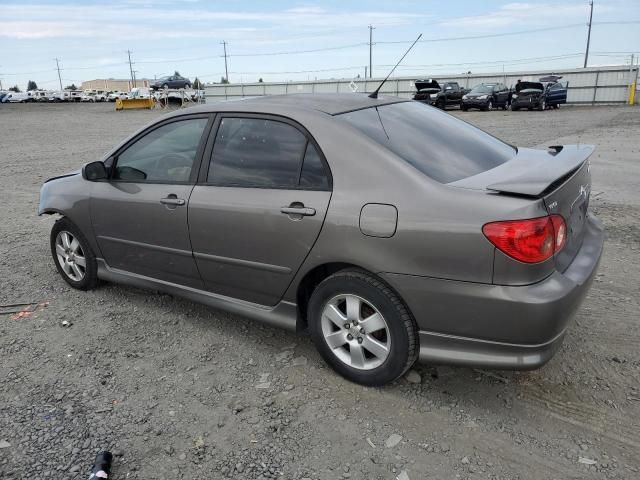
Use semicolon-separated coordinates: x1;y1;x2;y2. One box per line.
160;196;185;206
280;206;316;216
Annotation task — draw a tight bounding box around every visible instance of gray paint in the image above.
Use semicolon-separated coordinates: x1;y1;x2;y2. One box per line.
39;93;604;370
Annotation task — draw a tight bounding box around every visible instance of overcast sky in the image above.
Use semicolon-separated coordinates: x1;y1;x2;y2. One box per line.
1;0;639;90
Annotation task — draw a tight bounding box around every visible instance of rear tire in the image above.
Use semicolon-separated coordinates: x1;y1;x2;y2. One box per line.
50;218;98;291
308;269;418;386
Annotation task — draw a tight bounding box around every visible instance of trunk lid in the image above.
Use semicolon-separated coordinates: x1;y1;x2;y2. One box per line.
450;145;595;271
415;79;441;91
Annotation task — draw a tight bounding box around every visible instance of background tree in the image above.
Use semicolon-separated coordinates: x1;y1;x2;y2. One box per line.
27;80;38;91
174;71;181;77
9;85;20;92
193;77;203;89
220;76;229;84
64;84;78;90
258;78;264;83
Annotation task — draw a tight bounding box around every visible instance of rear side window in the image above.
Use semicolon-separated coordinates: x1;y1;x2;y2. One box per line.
300;143;329;190
209;117;307;187
338;102;515;183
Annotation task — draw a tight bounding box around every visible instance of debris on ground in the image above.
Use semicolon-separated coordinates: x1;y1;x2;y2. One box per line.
385;434;403;448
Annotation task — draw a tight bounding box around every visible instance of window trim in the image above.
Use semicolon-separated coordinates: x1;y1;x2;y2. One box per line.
198;112;333;191
108;113;215;185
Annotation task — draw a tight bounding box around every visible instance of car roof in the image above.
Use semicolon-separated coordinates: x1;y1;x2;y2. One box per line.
181;93;409;116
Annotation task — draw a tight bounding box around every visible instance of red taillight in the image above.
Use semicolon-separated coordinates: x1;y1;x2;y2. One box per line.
482;215;566;264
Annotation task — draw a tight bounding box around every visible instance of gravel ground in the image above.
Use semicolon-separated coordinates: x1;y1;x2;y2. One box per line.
0;102;638;480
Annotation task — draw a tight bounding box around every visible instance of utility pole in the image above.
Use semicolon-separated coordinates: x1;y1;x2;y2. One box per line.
221;41;229;83
127;50;136;88
55;58;63;92
368;25;375;78
583;0;594;68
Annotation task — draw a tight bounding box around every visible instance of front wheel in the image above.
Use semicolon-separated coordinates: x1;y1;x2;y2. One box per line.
50;218;98;290
538;99;546;111
308;269;418;386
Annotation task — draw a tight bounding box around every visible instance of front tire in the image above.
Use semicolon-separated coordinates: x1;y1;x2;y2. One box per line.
50;218;98;290
308;269;418;386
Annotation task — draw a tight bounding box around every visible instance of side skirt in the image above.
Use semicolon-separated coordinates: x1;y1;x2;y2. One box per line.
96;259;298;331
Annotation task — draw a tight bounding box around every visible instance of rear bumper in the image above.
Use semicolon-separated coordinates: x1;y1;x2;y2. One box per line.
462;98;490;108
381;215;604;369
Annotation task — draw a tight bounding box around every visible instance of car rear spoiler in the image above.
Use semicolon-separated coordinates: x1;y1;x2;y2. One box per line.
486;145;595;197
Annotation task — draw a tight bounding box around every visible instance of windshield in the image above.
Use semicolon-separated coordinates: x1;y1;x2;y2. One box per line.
470;85;494;94
338;102;515;184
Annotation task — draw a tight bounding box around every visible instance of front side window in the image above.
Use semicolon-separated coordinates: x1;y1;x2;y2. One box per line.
113;118;208;182
208;117;308;188
339;102;515;184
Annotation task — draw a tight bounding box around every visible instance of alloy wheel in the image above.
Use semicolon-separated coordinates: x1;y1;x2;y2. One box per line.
55;231;86;281
320;294;391;370
487;100;493;111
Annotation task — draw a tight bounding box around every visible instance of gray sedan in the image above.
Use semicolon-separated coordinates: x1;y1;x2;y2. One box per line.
39;94;603;386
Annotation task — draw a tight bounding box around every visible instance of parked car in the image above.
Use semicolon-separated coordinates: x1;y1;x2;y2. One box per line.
5;92;30;103
39;94;603;386
413;79;467;109
107;91;129;102
461;83;511;111
81;92;97;102
150;75;192;90
48;91;69;102
511;76;568;111
29;90;50;102
67;90;83;102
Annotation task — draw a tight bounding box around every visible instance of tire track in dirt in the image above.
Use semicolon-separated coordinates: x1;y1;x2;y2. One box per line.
518;383;640;451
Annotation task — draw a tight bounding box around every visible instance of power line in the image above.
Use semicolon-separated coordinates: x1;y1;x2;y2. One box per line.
2;20;639;79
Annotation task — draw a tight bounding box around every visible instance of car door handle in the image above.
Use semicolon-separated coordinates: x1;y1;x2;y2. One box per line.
280;206;316;216
160;196;185;206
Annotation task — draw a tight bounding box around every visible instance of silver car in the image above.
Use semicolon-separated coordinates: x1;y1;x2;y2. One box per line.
39;94;603;385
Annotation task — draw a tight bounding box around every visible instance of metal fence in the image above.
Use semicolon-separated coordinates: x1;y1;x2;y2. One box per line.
205;65;639;105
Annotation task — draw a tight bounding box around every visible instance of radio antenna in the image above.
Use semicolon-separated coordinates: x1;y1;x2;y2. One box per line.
369;33;422;99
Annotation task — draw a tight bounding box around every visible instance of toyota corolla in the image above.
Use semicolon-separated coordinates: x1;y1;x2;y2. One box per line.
39;94;603;386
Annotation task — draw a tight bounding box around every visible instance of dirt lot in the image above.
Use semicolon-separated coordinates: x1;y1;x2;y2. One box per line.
0;103;638;480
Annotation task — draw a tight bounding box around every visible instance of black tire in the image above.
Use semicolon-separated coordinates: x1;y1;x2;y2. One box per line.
307;269;418;386
511;106;519;111
486;100;493;111
461;106;468;111
50;217;98;291
553;104;560;109
538;99;546;111
436;99;446;110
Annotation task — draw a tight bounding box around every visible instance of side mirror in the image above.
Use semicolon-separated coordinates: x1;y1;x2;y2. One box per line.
83;161;108;181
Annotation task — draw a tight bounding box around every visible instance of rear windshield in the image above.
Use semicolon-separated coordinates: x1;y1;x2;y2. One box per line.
338;101;515;183
470;85;494;94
